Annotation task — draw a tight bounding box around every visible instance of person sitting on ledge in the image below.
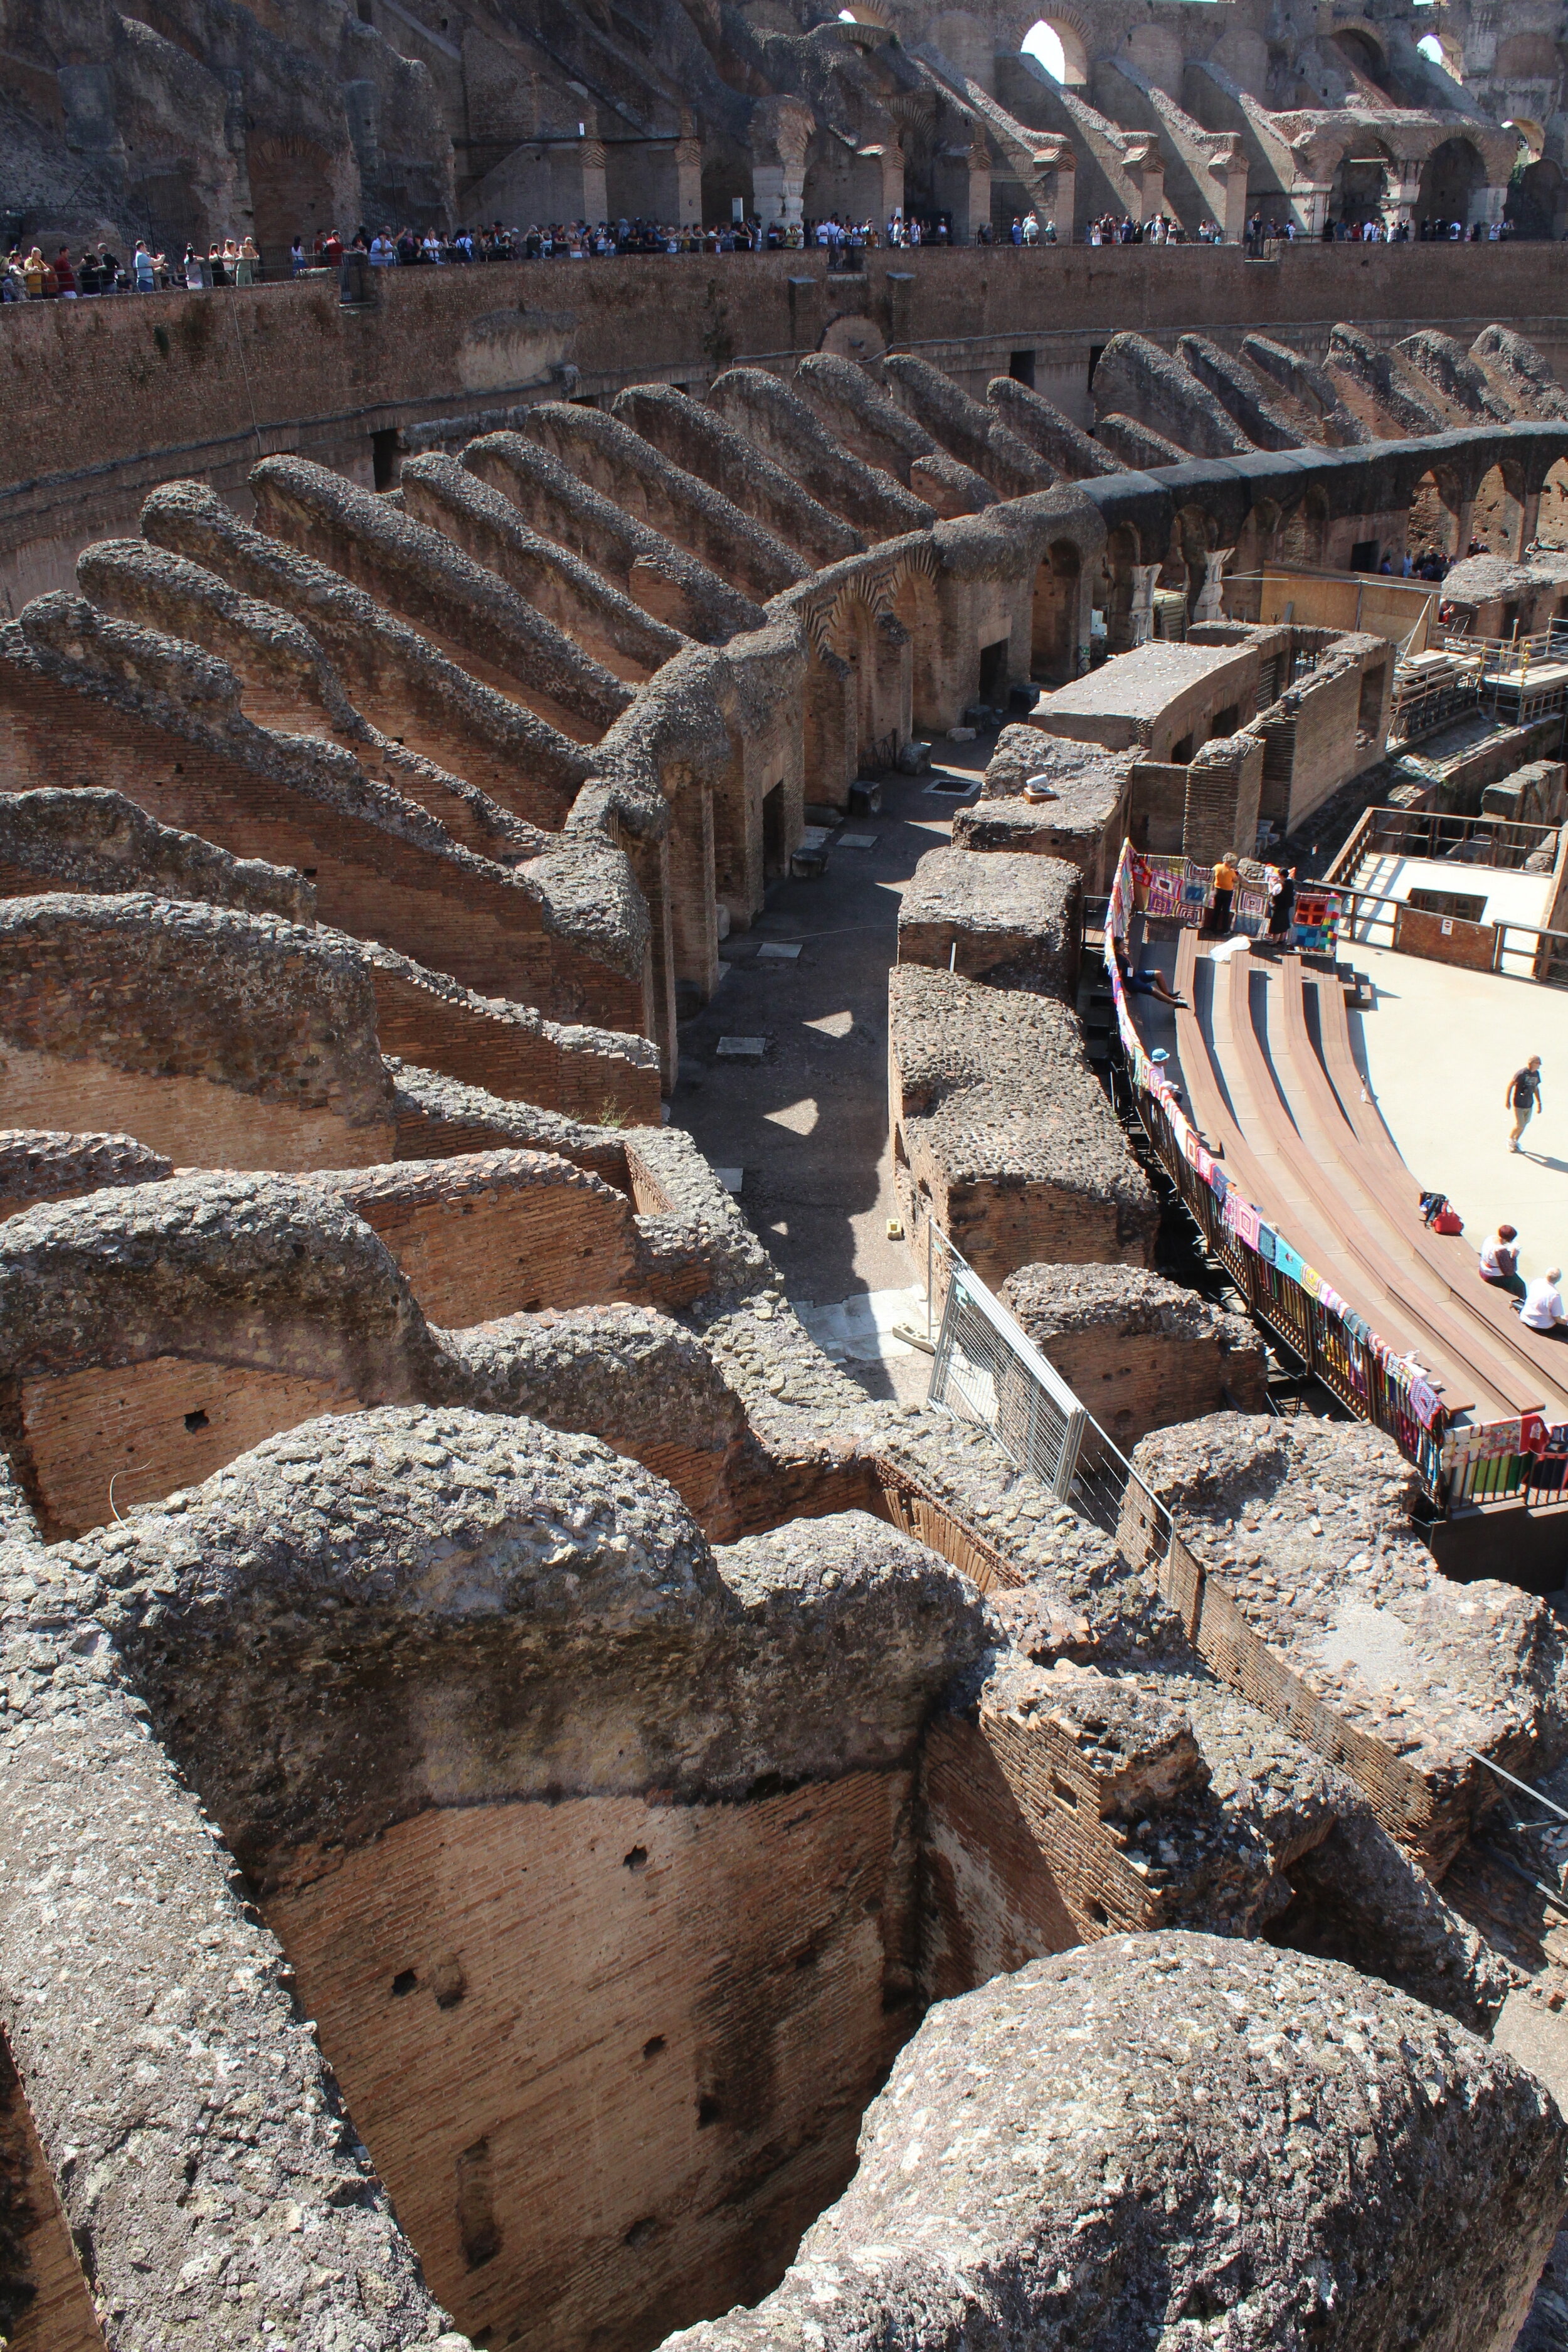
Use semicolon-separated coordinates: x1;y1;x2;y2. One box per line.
1517;1266;1568;1336
1115;946;1186;1009
1479;1224;1525;1298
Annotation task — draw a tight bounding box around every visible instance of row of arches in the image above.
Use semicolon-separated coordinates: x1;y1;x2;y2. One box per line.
1024;448;1568;687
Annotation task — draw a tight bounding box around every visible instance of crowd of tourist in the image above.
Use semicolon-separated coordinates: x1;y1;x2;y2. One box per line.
0;199;1530;297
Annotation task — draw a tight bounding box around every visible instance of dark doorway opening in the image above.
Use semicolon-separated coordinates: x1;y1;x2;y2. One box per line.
1349;539;1379;572
978;638;1010;703
762;781;787;879
371;428;400;491
1009;348;1036;388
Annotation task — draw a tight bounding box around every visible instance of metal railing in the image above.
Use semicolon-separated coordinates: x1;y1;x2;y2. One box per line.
1446;1439;1568;1513
1441;620;1568;672
1386;669;1480;745
1324;805;1560;887
1327;876;1568;980
926;1224;1172;1543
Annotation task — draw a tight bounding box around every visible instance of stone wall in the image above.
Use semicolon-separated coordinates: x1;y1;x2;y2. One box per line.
888;965;1157;1286
1000;1263;1269;1446
7;250;1568;610
896;847;1081;994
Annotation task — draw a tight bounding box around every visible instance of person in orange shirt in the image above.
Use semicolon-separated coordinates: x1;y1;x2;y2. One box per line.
1209;850;1239;936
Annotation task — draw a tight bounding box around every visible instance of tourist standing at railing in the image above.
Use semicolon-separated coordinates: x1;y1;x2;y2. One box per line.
1508;1055;1544;1153
1266;862;1296;944
1208;849;1239;937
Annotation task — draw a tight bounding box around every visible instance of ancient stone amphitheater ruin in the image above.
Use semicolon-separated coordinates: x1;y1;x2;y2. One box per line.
11;13;1568;2340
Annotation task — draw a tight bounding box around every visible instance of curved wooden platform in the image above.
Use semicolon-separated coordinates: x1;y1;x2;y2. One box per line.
1308;970;1568;1406
1145;930;1568;1428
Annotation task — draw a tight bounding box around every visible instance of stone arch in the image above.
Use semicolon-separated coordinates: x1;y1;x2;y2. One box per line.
129;161;208;259
1329;138;1394;228
1408;467;1463;563
1495;33;1560;80
1508;154;1565;240
1099;519;1142;652
701;156;752;225
1020;14;1088;87
1539;457;1568;550
1417;135;1487;226
1332;25;1392;92
1211;26;1268;100
247;134;341;271
1031;538;1082;682
1471;462;1527;559
819;313;886;361
1416;30;1464;82
1278;486;1328;569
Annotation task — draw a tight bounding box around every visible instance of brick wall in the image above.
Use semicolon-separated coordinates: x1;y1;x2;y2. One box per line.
1282;664;1362;834
0;1042;395;1173
1113;1513;1466;1875
0;2030;104;2352
341;1160;644;1327
1036;1322;1268;1448
1127;762;1188;854
0;673;644;1035
18;1354;362;1539
369;967;660;1125
264;1775;917;2352
1182;734;1264;866
896;1154;1155;1288
1392;903;1499;973
919;1714;1079;2003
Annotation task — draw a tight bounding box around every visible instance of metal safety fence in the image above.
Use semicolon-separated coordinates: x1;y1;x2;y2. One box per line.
926;1224;1172;1544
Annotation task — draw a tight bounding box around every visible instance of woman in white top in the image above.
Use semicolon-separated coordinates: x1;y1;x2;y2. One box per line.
1479;1224;1523;1296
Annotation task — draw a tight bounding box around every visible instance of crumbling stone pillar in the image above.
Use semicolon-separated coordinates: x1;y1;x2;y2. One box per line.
669;780;720;1000
675;128;703;226
1292;179;1331;236
751;97;813;233
1033;138;1074;240
577;136;609;225
1194;547;1233;626
1129;563;1160;649
1123;134;1165;225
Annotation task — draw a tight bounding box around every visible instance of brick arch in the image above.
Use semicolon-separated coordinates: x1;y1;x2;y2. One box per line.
1009;1;1091;82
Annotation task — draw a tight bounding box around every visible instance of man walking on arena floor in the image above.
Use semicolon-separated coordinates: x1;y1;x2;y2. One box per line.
1508;1055;1544;1153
